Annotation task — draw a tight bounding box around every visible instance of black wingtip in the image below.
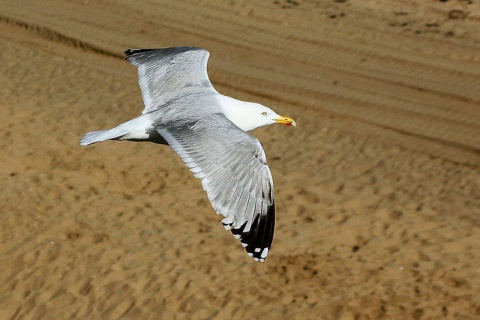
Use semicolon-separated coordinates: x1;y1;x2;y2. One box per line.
124;48;156;60
124;47;203;61
232;200;276;262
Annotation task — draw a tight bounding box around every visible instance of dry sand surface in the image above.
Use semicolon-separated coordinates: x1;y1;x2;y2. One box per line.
1;0;480;319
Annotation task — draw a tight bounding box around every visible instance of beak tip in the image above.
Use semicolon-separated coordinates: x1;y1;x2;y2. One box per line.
275;115;296;127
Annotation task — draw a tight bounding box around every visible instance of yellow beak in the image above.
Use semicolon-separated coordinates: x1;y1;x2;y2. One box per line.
275;115;296;127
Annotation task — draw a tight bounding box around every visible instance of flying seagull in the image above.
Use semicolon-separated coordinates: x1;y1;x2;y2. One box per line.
80;47;295;261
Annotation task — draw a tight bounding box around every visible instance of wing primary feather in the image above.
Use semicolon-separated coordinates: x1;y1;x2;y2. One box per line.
223;184;242;218
205;172;233;202
211;175;236;207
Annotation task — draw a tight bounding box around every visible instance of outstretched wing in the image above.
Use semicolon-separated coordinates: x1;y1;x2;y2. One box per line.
124;47;215;114
156;113;275;261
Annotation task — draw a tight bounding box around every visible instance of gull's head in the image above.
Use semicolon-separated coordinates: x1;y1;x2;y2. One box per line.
259;105;296;128
228;102;296;132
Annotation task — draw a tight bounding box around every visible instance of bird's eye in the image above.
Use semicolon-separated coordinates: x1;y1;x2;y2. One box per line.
261;112;268;116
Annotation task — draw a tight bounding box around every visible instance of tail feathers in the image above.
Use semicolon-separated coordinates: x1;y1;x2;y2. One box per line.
80;129;119;146
80;117;157;146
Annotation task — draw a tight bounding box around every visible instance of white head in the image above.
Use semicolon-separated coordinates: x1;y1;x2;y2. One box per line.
220;97;296;132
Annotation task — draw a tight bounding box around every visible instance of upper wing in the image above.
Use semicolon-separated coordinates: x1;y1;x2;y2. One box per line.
156;113;275;261
124;47;215;114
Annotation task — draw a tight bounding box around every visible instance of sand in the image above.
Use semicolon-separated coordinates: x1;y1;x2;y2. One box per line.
0;0;479;319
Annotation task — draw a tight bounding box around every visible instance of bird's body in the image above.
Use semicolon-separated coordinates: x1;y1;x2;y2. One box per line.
81;47;295;261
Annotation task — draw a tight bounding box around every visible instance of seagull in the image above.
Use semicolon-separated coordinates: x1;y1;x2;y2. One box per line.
80;47;295;261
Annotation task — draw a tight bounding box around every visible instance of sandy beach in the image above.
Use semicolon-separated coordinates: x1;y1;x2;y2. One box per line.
0;0;479;319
